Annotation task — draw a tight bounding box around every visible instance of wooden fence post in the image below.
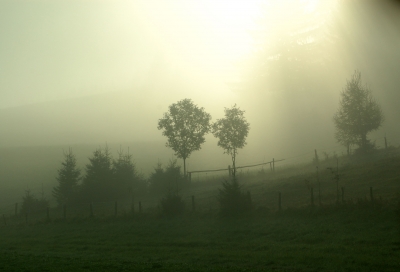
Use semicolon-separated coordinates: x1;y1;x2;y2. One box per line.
63;204;66;220
114;201;118;217
90;203;93;218
278;192;281;211
192;195;195;212
131;195;135;214
385;135;388;150
273;158;275;173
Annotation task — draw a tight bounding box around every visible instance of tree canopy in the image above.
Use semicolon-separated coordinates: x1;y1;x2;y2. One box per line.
333;70;384;152
212;104;250;177
158;99;211;177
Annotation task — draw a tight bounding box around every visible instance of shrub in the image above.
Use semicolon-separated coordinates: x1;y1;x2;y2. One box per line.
217;178;252;217
160;194;185;217
20;190;49;215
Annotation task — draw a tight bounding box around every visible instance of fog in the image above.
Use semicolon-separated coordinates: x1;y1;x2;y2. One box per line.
1;0;400;194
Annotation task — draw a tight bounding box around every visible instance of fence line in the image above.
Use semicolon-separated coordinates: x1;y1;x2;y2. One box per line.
1;144;399;223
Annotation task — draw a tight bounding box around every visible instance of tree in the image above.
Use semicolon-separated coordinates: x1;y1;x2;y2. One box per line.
80;146;114;202
53;148;81;207
112;148;143;200
212;105;250;177
333;70;384;152
21;189;49;215
148;159;185;196
158;99;211;177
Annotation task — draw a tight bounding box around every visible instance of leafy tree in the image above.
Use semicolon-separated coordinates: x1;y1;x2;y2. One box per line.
333;70;384;152
212;105;250;177
81;146;114;202
158;99;211;177
53;148;81;207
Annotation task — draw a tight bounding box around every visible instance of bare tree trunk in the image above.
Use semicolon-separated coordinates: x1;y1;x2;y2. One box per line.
232;149;236;178
361;133;367;150
183;158;187;179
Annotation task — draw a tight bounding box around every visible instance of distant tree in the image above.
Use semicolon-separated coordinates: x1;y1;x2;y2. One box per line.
81;146;114;202
217;178;252;217
148;159;185;195
158;99;211;177
212;105;250;177
148;160;186;216
21;189;49;215
333;70;384;153
112;149;144;199
52;148;81;207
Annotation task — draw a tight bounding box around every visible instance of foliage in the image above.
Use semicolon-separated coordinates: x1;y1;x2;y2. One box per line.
212;104;250;176
333;70;384;153
148;160;185;196
80;146;114;202
160;193;185;217
113;149;145;200
217;178;252;217
20;190;49;215
52;148;81;207
158;99;211;176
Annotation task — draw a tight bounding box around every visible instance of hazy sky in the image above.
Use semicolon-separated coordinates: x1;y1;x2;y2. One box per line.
0;0;267;109
1;0;399;156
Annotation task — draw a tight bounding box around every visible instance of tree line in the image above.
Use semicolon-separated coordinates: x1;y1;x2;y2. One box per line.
24;69;384;215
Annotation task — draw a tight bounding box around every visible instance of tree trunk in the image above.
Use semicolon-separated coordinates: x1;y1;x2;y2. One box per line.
361;133;367;150
183;157;186;179
232;149;236;178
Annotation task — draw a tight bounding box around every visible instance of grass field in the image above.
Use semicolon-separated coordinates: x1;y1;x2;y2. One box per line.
1;149;400;271
1;203;400;271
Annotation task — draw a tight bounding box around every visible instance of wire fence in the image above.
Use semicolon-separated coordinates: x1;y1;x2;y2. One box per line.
1;139;399;226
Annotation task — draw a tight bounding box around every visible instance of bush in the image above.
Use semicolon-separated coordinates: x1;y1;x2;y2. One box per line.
217;178;252;217
160;194;185;217
20;190;49;215
148;160;186;196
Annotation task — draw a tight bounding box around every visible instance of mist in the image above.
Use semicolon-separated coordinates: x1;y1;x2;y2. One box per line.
1;0;400;198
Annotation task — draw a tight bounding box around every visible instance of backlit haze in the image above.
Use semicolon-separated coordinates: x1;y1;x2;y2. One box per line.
1;0;400;182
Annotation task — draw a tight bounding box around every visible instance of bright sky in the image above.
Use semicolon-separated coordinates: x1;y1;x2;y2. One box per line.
0;0;269;109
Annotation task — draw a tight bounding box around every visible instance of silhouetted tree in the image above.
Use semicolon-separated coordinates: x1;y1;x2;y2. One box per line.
113;148;144;199
158;99;211;177
212;105;250;177
217;178;252;217
21;189;49;215
148;159;184;196
333;70;384;152
53;148;81;207
81;146;114;202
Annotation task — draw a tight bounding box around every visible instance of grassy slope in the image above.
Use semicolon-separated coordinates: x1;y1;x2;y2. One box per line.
1;149;400;271
0;208;399;271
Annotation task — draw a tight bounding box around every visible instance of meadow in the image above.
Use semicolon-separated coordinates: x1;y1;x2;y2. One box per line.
1;148;400;271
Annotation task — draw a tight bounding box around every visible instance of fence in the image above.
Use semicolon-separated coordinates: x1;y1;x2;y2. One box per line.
1;182;398;227
187;158;285;182
1;140;399;225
